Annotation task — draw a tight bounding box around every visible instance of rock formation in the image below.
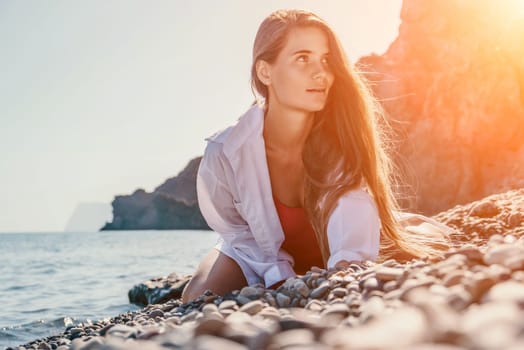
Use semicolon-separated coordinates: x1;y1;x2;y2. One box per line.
101;157;209;231
358;0;524;215
128;272;192;306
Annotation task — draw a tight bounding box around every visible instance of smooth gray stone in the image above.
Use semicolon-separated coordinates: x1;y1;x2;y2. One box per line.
293;279;310;298
235;295;252;305
276;293;291;307
310;284;330;299
239;286;259;298
147;309;164;319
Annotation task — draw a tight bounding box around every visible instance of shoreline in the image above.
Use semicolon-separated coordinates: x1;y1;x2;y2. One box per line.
11;189;524;349
11;234;524;350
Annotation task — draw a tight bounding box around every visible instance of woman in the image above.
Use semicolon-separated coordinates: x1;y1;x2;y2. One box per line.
181;9;452;303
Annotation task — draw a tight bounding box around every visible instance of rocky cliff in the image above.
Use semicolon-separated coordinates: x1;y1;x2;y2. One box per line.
358;0;524;214
101;157;209;230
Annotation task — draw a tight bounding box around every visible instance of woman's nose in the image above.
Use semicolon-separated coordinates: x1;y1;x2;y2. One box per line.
311;61;329;80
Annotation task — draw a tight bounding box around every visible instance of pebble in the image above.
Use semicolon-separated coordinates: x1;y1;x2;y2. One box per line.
330;287;348;298
359;295;386;323
37;343;51;350
362;276;380;291
218;300;238;311
239;300;264;315
320;303;350;318
484;243;523;265
14;188;524;350
310;283;330;299
505;253;524;270
202;303;218;316
469;200;500;217
235;295;251;305
481;280;524;304
442;270;466;287
194;318;226;336
239;286;259;298
257;306;280;320
69;328;83;335
376;266;405;281
105;324;137;338
147;309;164;318
276;293;291;307
293;279;310;298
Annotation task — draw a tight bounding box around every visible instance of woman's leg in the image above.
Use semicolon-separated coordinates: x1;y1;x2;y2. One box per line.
181;248;248;303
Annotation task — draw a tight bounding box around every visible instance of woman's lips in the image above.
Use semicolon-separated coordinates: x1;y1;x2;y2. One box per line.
307;88;326;94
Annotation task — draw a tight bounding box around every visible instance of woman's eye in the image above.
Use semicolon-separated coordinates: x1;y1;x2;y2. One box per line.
322;57;329;65
297;55;308;62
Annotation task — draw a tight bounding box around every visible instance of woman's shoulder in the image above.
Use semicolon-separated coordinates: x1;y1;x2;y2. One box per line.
205;125;235;144
204;104;264;146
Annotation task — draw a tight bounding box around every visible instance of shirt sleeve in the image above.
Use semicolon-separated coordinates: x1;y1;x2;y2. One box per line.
326;187;381;268
196;141;295;287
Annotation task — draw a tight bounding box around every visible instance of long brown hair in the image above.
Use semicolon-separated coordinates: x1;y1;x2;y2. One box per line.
250;9;449;264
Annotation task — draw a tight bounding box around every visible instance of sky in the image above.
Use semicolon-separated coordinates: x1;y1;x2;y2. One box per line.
0;0;403;232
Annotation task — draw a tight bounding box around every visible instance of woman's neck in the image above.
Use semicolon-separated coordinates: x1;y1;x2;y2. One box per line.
262;104;314;156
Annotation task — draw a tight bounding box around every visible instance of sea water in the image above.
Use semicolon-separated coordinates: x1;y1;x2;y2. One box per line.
0;230;218;349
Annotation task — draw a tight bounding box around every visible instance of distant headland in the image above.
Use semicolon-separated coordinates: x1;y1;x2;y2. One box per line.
101;157;209;231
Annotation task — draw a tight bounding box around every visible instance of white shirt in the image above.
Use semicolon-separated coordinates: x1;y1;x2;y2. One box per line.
196;104;384;288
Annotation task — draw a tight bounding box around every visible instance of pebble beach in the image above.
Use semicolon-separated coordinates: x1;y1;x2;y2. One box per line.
10;189;524;350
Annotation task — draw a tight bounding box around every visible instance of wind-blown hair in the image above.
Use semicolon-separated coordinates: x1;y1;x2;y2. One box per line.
250;9;449;264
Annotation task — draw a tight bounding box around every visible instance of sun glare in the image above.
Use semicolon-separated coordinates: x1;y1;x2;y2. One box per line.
488;0;524;20
510;0;524;17
518;0;524;15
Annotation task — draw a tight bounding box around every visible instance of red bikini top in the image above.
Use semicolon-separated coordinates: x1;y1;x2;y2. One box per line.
273;195;324;275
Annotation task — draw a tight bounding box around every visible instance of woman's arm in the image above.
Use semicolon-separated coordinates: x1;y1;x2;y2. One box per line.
326;188;381;268
197;141;295;287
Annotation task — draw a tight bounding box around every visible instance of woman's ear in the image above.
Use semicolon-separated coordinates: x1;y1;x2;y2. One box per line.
256;60;271;86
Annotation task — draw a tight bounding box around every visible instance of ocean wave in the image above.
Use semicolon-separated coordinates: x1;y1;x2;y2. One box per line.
0;317;76;348
0;230;218;349
20;308;50;314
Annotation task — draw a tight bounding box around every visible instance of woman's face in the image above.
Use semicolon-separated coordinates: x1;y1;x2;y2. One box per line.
262;26;335;113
